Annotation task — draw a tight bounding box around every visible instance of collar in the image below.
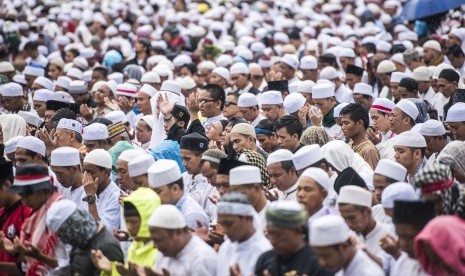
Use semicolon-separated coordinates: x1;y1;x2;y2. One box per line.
239;82;254;94
283;181;299;198
175;193;188;210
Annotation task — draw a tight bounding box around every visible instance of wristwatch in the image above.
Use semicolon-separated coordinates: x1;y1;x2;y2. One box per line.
82;194;97;204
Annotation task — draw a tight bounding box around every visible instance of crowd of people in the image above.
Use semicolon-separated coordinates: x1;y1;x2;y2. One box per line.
1;0;465;275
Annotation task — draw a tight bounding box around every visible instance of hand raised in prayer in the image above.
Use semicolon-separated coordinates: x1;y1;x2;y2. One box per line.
379;234;401;259
230;264;243;276
367;127;382;145
35;128;57;151
263;187;280;202
208;194;219;204
90;249;112;273
444;123;456;141
158;93;175;116
298;105;309;127
194;220;210;242
104;97;120;111
187;92;200;114
80;104;94;121
82;171;99;196
0;232;16;254
113;228;130;242
117;96;133;114
308;106;322;127
209;225;225;245
14;237;39;258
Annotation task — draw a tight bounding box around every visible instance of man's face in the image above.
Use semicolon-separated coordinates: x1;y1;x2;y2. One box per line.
51;166;74;188
373;174;391;203
239;107;256;122
94;85;112;105
423;135;443;156
228;185;257;208
341;114;361;140
312;245;345;273
48;64;62;80
72;92;90;105
3;96;22;111
223;95;240;119
15;148;36;168
180;149;202;175
447;54;464;70
116;160;135;192
33;101;47;118
24;74;35;88
54;128;73;147
136;92;151;115
266;224;300;255
279;63;294;80
417;81;429;93
353;94;372;109
390;107;405;134
296;176;327;215
84;140;106;152
437;78;455;98
267;162;295;191
257;133;277;153
149;227;178;257
198;89;220;118
394;146;416;169
151;185;175;204
423;48;435;63
276;127;297;151
313;98;334;116
338;204;370;233
262;104;281;121
301;69;318;82
379;73;392;87
398;87;414;99
390;82;400;101
231;74;249;89
395;224;421;258
82;163;107;187
218;214;250;242
215;175;230;197
200;161;217;186
132;175;149;188
209;73;226;87
447;122;465;141
345;74;360;90
230;133;253;154
136;120;152;144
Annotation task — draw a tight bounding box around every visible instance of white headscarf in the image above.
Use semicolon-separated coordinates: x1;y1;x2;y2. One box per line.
0;114;27;143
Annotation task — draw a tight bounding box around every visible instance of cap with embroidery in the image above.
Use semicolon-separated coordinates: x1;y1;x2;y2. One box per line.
148;159;182;187
57;118;82;134
237;93;259;108
68;80;88;94
292;145;324;171
180;132;209;152
371;98;395;113
420;119;446;136
108;122;126;139
231;123;256;138
50;147;80;167
8;164;52;194
115;83;137;98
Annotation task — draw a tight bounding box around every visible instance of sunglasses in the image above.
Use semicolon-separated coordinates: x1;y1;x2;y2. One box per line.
224;101;237;107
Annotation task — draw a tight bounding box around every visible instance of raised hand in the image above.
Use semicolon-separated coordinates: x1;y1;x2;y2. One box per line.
117;96;133;114
187;92;200;114
367;128;382;145
104;97;120;111
230;264;243;276
159;93;175;116
80;104;94;121
90;249;112;273
308;106;323;127
82;171;98;196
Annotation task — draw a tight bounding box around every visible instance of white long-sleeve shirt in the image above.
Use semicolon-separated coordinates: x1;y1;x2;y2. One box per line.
182;172;219;223
96;180;122;230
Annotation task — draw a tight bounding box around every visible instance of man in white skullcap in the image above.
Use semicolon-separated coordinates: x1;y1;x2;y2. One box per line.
209;67;231;90
83;123;110;151
261;90;286;121
338;186;390;269
89;80;117;120
368;98;396;148
145;204;217;275
352;83;374;110
297;167;338;225
280;54;300;84
230;63;261;95
216;192;272;276
0;83;30;114
413;66;437;104
115;149;144;192
423;40;443;66
68;80;91;105
393;131;427;185
55;118;85;152
127;154;155;189
32;89;54;118
135;115;153;151
266;149;299;201
50;147;87;209
237;93;265;127
15;136;47;168
141;72;162;90
311;83;342;138
319;66;353;104
377;61;398;101
310;215;384;275
419;119;447;164
445;102;465;141
82;149;122;230
4;136;23;165
147;159;209;228
31;76;55;92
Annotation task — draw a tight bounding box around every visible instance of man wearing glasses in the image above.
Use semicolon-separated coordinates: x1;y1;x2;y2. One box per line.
198;84;227;129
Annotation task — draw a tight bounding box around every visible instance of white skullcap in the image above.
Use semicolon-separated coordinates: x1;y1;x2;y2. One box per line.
141;115;154;130
179;77;196;90
23;65;45;77
73;57;89;71
230;62;249;75
68;80;87;94
141;72;161;84
374;159;407;182
292;145;324;171
118;149;143;162
396;99;419;120
13;75;27;85
267;149;293;166
148;159;181;187
281;54;299;69
139;83;157;97
261;91;283;105
172;54;192;67
83;123;109;141
297;80;315;94
17;136;46;156
32;89;54;102
339;48;356;58
116;83;137;98
310;215;351;246
5;136;23;154
273;32;289;43
334;103;350;118
80;48;96;59
0;61;15;73
420;119;446;136
46;199;78;233
377;41;392;52
284;92;306;114
413;66;430;81
128;154;155;177
423;40;441;52
237;49;253;61
377;60;396;73
0;83;23;97
148;204;186;229
381;182;417;208
198;61;216;71
50;146;80;167
394;131;427;148
258;57;272;68
33;76;55;91
250;41;266;53
300;167;331;191
105;110;128;124
338;185;372;208
216;55;234;68
312;83;335;99
84;149;112;169
55;76;71;90
212;67;230;80
237;93;259;108
371;98;395;113
159;80;181;95
230;165;261;186
353;83;373;97
17;111;41;128
108;72;124;84
57;118;82;134
445;102;465;122
67;67;83;80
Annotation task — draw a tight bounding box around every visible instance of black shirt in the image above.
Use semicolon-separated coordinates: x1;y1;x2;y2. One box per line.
167;123;186;143
185;119;206;137
255;244;333;276
70;227;124;276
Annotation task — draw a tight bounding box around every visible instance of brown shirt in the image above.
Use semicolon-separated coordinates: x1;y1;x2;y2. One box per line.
351;139;380;170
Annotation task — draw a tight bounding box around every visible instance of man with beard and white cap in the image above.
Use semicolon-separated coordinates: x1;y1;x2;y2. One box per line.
82;149;122;230
50;147;87;209
266;149;299;201
261;90;286;121
148;159;209;229
413;66;437;104
145;204;217;275
419;119;447;164
310;215;384;276
393;131;427;185
216;192;272;276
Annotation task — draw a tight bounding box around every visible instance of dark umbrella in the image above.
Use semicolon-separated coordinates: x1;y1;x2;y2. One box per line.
400;0;465;21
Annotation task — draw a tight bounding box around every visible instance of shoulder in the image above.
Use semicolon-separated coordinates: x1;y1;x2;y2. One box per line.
248;87;261;95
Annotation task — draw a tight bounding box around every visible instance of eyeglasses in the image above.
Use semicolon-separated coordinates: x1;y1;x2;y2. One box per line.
251;75;264;80
224;101;237;107
199;99;217;105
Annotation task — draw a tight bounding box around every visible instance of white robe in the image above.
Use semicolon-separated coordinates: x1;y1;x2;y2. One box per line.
182;173;219;223
391;252;431;276
335;249;384;276
96;180;122;231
